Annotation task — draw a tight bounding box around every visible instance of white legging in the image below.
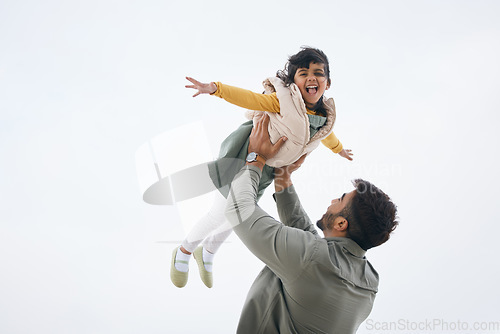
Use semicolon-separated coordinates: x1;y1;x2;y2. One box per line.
181;191;233;254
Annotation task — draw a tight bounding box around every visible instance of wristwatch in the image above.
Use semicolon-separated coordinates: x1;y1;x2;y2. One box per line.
246;152;266;165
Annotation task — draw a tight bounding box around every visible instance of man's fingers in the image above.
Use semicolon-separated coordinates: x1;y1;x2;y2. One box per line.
254;113;268;134
255;113;267;124
295;154;307;165
281;154;306;175
261;113;270;127
291;154;306;169
273;136;287;151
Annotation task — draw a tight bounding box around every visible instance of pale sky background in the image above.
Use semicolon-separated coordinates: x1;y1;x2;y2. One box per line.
1;0;500;333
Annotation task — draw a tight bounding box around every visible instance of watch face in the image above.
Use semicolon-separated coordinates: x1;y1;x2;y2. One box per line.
246;152;257;161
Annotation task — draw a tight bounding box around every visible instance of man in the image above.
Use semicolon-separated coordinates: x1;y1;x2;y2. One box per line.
225;114;399;333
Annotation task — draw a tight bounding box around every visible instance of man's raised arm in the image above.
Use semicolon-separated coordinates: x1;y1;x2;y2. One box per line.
273;156;318;234
225;114;321;284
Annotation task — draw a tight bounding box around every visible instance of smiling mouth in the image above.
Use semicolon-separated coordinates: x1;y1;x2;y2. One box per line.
306;85;318;95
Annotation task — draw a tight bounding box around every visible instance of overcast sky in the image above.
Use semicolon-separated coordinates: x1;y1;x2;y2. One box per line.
1;0;500;333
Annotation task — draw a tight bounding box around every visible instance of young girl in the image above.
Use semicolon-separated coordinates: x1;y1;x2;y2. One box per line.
170;47;353;288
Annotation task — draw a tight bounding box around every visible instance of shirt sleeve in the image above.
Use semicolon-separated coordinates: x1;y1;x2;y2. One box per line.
273;186;318;235
212;82;281;113
321;131;343;153
225;166;320;284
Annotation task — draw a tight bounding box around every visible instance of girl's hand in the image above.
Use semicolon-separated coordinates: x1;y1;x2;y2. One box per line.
185;77;217;97
338;149;353;161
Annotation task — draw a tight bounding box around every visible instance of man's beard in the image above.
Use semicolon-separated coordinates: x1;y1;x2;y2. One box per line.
317;211;346;231
316;213;334;231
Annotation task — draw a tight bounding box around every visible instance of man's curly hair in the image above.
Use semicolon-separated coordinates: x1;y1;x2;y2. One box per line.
340;179;399;250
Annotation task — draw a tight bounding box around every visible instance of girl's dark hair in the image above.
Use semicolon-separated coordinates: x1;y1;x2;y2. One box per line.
341;179;399;250
276;46;331;115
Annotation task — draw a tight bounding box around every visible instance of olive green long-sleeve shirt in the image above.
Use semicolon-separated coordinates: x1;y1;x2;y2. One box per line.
226;166;379;334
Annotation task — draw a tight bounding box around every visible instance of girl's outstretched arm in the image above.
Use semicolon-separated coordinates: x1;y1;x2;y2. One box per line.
321;133;354;161
185;76;217;97
185;77;280;113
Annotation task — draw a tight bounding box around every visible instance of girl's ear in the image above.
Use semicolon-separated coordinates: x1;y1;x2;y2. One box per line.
326;78;331;90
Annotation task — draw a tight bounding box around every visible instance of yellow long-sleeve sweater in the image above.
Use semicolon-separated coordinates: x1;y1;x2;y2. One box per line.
212;82;343;153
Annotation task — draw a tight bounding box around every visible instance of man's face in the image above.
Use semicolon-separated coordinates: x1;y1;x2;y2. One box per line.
316;190;356;231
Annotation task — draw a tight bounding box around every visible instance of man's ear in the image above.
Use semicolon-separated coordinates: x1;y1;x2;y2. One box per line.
334;217;348;232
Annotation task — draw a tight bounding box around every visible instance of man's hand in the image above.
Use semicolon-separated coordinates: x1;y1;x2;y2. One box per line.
274;154;307;192
338;148;353;161
247;114;287;169
185;77;217;97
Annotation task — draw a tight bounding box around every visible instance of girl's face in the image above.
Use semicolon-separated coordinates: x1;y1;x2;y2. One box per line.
293;62;330;109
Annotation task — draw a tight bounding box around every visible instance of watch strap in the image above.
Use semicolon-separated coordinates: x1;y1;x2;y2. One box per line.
246;152;266;165
254;154;266;165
